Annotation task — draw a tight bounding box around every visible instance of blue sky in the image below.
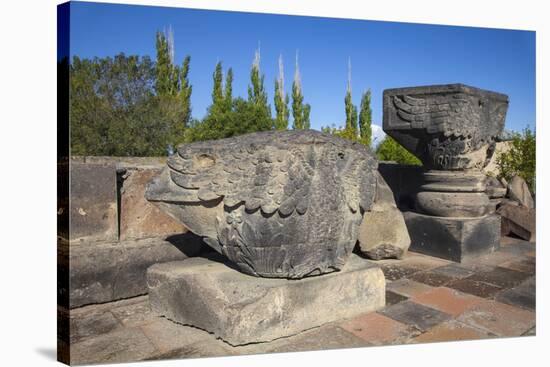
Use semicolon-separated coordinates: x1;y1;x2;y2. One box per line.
68;1;536;135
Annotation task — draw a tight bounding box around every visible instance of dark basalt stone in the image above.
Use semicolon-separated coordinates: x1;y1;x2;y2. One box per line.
146;130;378;279
383;84;508;171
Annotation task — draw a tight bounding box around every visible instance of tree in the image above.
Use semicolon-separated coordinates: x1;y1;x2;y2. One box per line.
292;51;310;129
224;67;233;112
496;127;536;193
274;54;289;130
212;61;224;107
155;30;178;96
376;136;422;165
359;89;372;147
185;53;273;143
178;55;192;127
70;53;180;156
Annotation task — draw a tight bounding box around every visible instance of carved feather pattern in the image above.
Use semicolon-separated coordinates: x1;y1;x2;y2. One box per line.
392;93;503;141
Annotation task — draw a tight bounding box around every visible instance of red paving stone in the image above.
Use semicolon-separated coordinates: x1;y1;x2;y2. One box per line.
386;279;434;298
340;312;418;345
456;300;535;337
410;287;485;316
411;320;493;344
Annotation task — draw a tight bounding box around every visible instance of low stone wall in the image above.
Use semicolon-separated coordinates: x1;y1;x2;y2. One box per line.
59;157;204;309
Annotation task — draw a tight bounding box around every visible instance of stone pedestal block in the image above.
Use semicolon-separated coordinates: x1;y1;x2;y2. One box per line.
403;212;500;262
147;254;385;346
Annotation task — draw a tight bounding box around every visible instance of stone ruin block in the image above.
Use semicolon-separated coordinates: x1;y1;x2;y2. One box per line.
120;168;188;241
69;163;118;243
147;253;385;345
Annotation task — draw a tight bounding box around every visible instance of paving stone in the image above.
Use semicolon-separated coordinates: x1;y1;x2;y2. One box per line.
387;279;434;298
139;317;214;353
446;278;502;298
381;264;422;281
70;327;159;365
495;277;536;311
110;299;155;327
457;300;535;336
499;240;536;256
70;310;121;343
431;264;475;279
407;271;455;287
399;252;453;270
499;257;536;275
465;267;531;290
411;320;494;344
380;301;452;332
145;339;235;361
410;287;485;316
341;312;420;345
147;254;385;345
463;250;518;267
386;290;409;306
268;324;370;353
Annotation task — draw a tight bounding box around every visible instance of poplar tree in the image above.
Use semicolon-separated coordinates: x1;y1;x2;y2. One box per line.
292;51;310;130
178;55;192;126
247;47;272;124
155;31;172;96
224;68;233;112
274;54;289;130
212;61;224;108
344;58;358;136
359;89;372;147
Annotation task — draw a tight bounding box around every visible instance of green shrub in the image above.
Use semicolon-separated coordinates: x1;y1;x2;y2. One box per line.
496;127;536;193
375;136;422;165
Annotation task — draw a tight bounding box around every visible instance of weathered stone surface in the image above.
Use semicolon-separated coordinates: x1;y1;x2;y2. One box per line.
358;172;410;259
486;176;507;199
147;253;385;345
483;141;512;176
497;202;536;242
120;168;188;241
507;175;534;208
382;84;507;254
404;212;501;262
383;84;508;171
377;162;424;210
69;163;118;243
146;130;379;278
70;327;158;365
66;235;203;308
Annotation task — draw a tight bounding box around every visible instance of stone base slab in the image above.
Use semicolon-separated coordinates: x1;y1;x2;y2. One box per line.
403;212;501;262
61;234;203;308
147;254;385;346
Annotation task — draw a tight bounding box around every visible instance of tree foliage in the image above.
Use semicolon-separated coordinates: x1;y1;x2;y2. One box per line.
291;54;310;129
70;30;193;156
184;56;273;143
496;127;536;193
376;136;422;165
70;54;184;156
274;55;289;130
359;89;372;147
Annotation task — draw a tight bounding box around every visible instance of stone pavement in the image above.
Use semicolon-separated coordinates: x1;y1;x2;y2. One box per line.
67;236;535;365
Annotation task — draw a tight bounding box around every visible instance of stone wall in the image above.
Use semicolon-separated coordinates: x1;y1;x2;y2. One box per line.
59;157;204;308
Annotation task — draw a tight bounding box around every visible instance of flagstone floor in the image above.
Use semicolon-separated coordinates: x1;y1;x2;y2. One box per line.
66;236;536;365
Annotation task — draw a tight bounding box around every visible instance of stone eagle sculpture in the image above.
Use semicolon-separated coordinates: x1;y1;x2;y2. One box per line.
146;130;383;279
